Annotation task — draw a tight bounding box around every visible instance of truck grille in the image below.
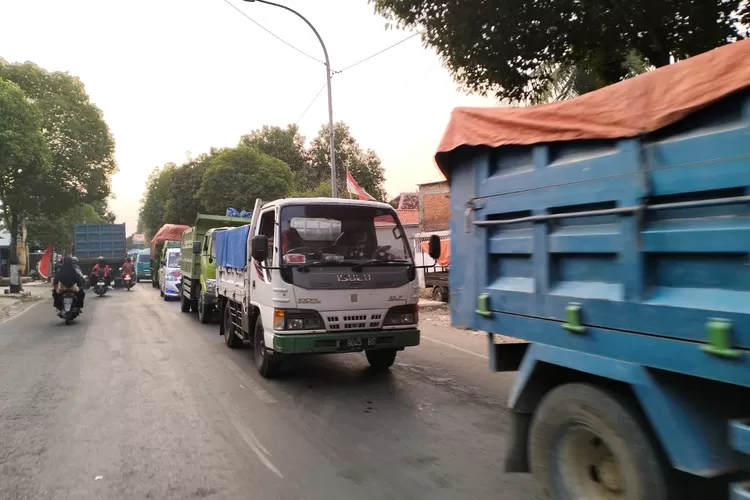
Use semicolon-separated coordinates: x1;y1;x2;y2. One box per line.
324;311;385;331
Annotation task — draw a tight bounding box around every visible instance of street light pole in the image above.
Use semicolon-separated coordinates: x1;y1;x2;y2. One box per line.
243;0;338;198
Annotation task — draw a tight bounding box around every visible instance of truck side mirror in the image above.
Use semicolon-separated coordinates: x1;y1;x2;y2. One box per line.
428;234;441;260
192;241;201;254
251;235;269;263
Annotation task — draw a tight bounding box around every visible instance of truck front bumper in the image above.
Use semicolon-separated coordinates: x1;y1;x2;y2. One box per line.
273;328;420;355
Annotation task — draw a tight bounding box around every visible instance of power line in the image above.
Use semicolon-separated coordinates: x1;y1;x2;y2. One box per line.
295;82;327;124
294;31;425;125
334;31;422;75
222;0;325;65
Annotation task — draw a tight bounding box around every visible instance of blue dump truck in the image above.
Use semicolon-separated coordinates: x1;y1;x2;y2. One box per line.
73;223;127;287
437;41;750;499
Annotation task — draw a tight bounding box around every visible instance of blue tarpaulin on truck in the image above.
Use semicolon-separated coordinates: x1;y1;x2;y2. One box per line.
215;224;250;269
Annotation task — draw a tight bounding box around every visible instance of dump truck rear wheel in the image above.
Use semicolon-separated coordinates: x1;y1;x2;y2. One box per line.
529;382;667;500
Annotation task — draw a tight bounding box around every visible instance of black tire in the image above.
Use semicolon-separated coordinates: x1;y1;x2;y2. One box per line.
529;383;668;500
198;293;212;324
180;291;191;313
65;318;71;326
223;301;242;349
254;318;279;378
432;286;446;302
365;348;397;371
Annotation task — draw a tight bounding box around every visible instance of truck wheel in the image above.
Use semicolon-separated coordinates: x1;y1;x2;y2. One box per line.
223;301;242;349
432;286;448;302
254;318;279;378
529;383;668;500
365;349;397;371
198;294;212;324
180;293;191;312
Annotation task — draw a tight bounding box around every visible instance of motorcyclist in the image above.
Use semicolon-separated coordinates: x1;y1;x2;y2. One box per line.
121;257;135;282
52;255;85;310
90;256;112;289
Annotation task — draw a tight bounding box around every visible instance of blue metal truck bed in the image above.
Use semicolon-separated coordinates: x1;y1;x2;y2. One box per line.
73;224;127;262
437;41;750;499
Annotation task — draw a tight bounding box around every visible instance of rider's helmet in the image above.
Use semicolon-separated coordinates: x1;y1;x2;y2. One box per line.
71;256;78;263
126;256;132;263
97;256;105;265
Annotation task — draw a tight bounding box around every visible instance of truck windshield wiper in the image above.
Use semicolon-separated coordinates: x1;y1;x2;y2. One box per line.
350;259;412;272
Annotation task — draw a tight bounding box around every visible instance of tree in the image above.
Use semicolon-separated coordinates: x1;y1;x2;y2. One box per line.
0;60;117;207
0;77;51;289
163;154;211;226
138;164;175;239
26;203;108;252
198;146;294;215
239;124;316;190
308;122;387;201
371;0;748;103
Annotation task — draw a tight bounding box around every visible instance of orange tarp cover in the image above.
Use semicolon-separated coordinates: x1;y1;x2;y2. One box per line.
435;39;750;177
150;224;190;254
420;239;450;267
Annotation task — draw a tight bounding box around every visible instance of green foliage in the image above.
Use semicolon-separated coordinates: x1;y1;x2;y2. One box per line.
26;203;107;251
0;60;117;208
138;121;387;234
293;180;341;199
163;153;213;226
371;0;748;103
0;77;50;218
239;124;315;190
309;122;387;201
138;164;176;239
198;146;294;215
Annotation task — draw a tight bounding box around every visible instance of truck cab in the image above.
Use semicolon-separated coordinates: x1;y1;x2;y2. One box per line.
159;247;182;300
217;198;440;377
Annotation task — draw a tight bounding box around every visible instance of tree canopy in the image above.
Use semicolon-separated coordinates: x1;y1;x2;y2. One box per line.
0;60;118;266
199;146;294;215
138;121;388;237
0;77;50;223
309;122;387;201
371;0;749;103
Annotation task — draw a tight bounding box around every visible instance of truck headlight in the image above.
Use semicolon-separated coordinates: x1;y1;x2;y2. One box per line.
384;304;419;326
273;309;325;331
205;279;216;294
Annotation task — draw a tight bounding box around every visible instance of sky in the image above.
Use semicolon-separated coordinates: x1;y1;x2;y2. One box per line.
0;0;495;233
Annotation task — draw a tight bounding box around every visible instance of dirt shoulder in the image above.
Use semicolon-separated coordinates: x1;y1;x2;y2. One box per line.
0;283;50;323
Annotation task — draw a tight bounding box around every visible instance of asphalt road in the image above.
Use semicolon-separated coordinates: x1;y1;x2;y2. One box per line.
0;284;541;500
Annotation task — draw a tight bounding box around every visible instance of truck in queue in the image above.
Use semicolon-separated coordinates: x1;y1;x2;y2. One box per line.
72;223;127;287
180;214;252;323
149;224;189;288
215;197;440;378
438;40;750;499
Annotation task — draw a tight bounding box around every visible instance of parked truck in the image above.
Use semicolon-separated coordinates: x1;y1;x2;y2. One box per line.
149;224;190;288
73;223;127;287
215;198;440;378
180;214;252;323
438;41;750;499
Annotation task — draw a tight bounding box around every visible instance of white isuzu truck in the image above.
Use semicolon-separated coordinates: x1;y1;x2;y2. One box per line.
215;198;440;377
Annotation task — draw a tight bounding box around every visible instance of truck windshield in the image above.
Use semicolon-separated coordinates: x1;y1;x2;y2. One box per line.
166;251;181;268
279;204;412;267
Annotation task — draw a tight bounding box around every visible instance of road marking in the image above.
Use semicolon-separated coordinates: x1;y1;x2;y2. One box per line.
232;416;283;479
421;335;489;360
222;358;277;404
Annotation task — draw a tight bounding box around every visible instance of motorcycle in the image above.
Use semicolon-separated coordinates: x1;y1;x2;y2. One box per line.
93;272;108;297
123;273;134;291
58;291;80;325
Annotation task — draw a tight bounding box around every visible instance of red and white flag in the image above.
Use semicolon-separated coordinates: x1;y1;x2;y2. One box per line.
346;171;375;201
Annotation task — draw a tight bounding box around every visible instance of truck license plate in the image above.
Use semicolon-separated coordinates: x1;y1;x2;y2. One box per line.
338;337;377;351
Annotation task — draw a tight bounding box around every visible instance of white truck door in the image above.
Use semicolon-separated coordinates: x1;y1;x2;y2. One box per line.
251;206;277;344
